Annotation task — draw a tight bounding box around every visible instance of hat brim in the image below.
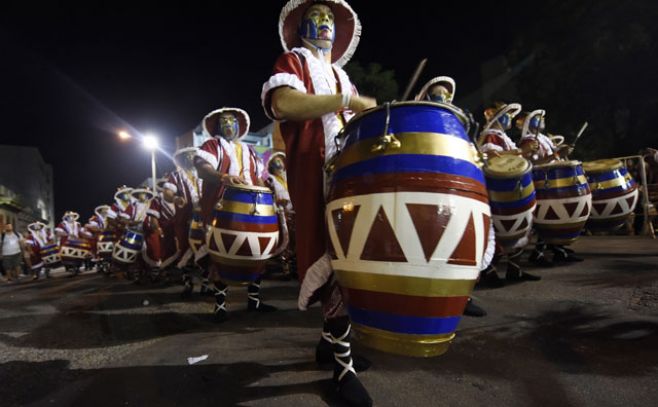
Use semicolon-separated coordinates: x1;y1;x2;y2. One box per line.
202;108;250;140
280;0;361;67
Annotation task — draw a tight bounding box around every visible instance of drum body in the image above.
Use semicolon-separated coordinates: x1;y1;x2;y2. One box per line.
327;102;490;357
532;161;592;245
188;210;207;259
484;155;536;249
207;184;280;286
97;230;115;260
583;159;638;231
112;230;144;264
60;239;92;265
40;242;62;268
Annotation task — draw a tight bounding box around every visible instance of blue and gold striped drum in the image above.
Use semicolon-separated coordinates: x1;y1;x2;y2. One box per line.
583;159;638;231
40;242;62;267
188;210;207;260
326;102;491;357
532;160;592;245
484;155;536;249
207;184;280;286
60;239;92;265
112;230;144;264
97;230;115;260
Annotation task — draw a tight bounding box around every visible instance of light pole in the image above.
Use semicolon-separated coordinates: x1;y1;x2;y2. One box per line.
143;134;159;193
117;130;160;193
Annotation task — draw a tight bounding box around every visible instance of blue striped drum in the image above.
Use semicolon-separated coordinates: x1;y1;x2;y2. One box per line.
532;160;592;245
583;159;638;231
484;155;536;249
188;210;207;259
326;102;491;357
40;242;62;267
112;230;144;264
207;184;280;286
60;239;92;266
97;230;115;260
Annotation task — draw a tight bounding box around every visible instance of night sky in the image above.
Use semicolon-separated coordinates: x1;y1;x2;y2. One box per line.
1;0;537;220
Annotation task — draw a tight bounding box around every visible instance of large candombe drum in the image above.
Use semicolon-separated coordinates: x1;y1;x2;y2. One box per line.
112;230;144;264
40;242;62;268
207;184;280;286
188;210;207;257
60;239;92;265
484;155;536;249
582;159;638;232
97;230;115;260
326;102;491;357
532;160;592;245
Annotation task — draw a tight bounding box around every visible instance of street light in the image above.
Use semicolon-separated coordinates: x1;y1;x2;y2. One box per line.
143;133;159;194
118;130;131;140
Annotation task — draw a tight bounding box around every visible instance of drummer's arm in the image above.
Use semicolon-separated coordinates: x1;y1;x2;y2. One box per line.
194;160;240;186
271;87;376;121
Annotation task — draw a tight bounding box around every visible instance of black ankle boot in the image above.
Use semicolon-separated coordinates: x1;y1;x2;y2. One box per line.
328;317;373;407
180;272;193;299
247;279;277;312
477;265;504;288
463;298;487;317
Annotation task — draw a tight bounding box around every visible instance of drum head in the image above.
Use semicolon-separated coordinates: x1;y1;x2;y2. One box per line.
535;160;581;170
485;155;531;178
582;159;622;173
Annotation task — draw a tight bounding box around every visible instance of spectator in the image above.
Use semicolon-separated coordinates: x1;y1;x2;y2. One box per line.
2;223;25;283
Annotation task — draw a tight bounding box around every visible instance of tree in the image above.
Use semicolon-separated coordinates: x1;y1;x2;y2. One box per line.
344;61;399;104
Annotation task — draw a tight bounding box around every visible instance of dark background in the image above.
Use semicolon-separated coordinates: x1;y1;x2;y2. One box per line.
1;0;656;219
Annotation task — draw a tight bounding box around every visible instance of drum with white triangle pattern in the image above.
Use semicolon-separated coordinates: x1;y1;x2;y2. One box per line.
40;242;62;267
532;160;592;245
327;101;490;357
583;159;638;232
207;184;280;286
60;239;92;266
112;230;144;264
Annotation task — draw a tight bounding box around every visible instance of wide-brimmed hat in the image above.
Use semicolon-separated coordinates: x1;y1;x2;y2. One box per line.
114;186;133;202
483;102;522;131
27;222;46;232
130;188;155;201
516;109;546;138
201;108;250;141
279;0;361;67
415;76;456;103
63;211;80;221
94;205;111;217
267;151;287;172
173;147;198;169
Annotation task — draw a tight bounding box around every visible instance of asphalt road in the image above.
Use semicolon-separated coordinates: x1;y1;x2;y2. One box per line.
1;236;657;406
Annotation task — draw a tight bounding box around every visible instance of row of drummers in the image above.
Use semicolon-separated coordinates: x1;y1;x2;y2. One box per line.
22;108;293;298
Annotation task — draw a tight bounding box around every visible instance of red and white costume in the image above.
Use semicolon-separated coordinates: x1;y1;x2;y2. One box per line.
143;184;180;269
518;109;556;161
55;211;82;245
25;222;50;271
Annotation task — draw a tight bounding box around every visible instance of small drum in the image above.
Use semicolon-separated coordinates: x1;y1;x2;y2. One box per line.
583;159;638;232
97;230;115;259
484;155;536;249
188;209;207;259
326;102;490;357
207;184;280;286
532;160;592;245
40;242;62;268
112;230;144;264
60;239;92;265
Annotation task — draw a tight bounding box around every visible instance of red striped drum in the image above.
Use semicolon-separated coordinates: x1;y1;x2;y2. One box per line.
112;230;144;264
326;102;490;357
532;160;592;245
207;184;281;286
40;242;62;267
60;239;92;265
583;159;638;232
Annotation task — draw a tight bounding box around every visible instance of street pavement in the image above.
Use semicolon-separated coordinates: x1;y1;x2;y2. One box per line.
0;236;657;406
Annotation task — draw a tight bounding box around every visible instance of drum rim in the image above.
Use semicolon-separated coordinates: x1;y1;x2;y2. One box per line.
534;160;582;169
582;159;623;173
224;184;273;193
484;155;532;178
343;101;470;132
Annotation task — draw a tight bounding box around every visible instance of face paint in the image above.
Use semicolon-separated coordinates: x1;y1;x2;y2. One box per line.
218;113;240;141
530;115;545;131
428;85;451;104
299;4;335;50
498;113;512;130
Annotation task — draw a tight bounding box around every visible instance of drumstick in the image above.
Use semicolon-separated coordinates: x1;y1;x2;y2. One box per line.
400;58;428;101
571;121;589;148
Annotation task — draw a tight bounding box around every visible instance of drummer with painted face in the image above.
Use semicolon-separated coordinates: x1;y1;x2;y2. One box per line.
195;108;276;323
477;103;543;283
261;1;376;405
518;110;583;263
